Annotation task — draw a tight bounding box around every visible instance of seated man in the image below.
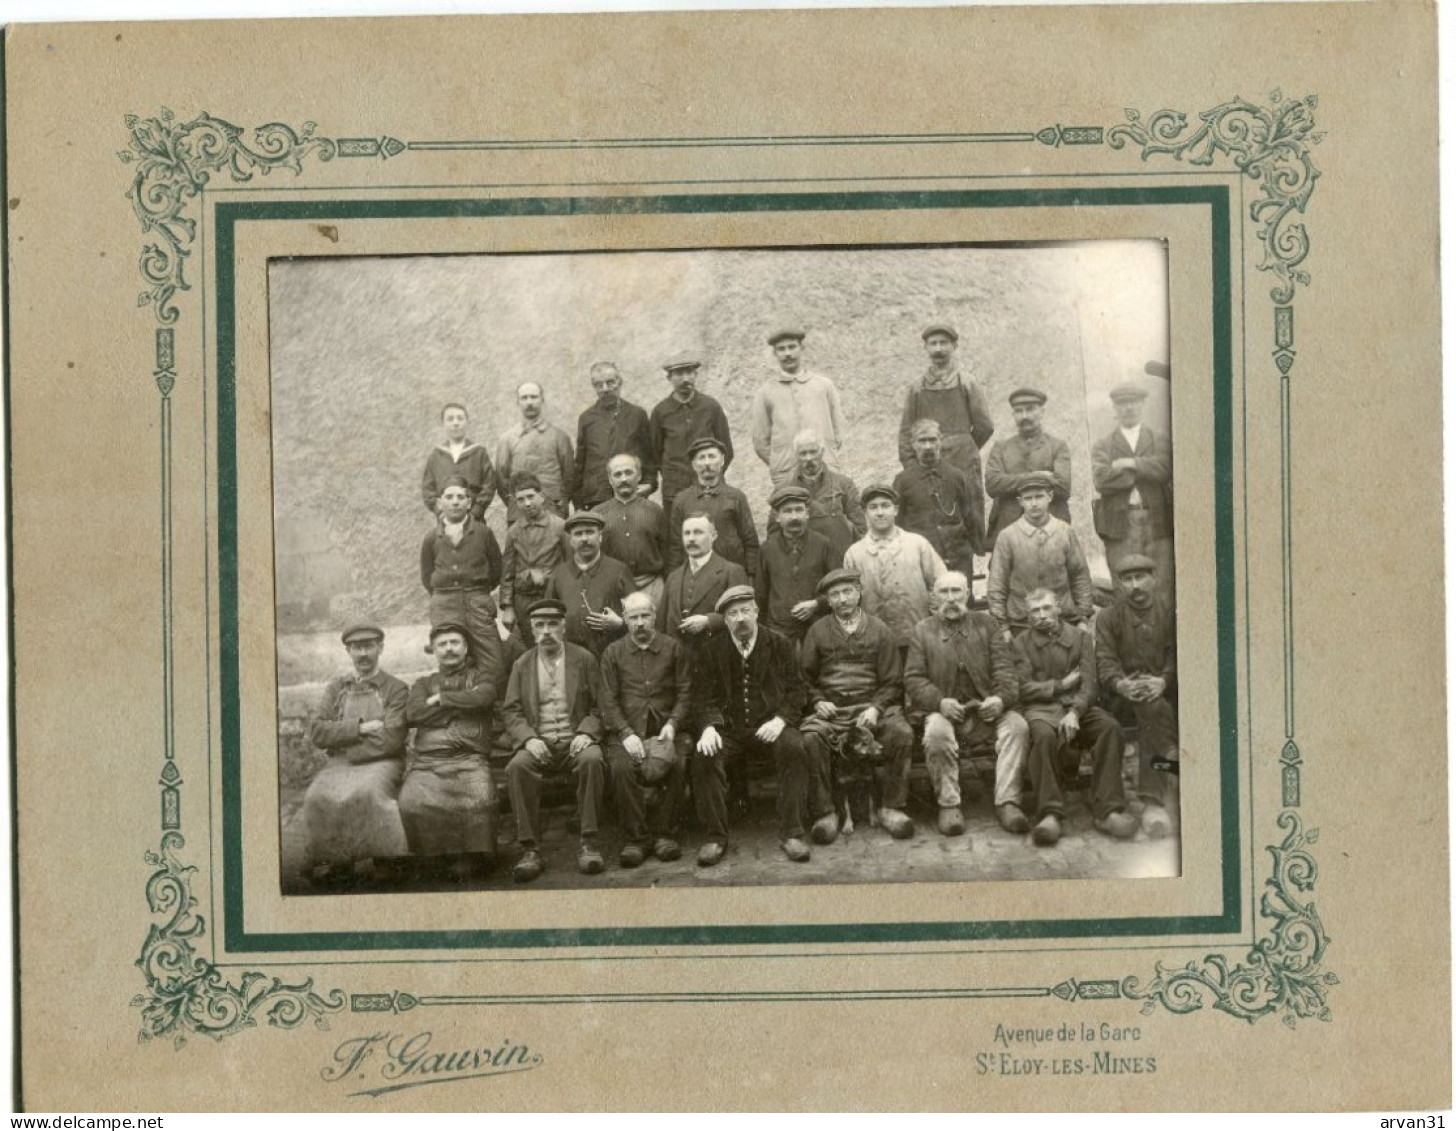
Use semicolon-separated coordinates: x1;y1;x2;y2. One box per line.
1012;588;1138;846
1096;554;1179;838
691;586;813;866
599;591;692;867
905;571;1031;837
986;471;1094;634
304;623;409;885
502;599;608;881
799;569;915;842
401;622;501;881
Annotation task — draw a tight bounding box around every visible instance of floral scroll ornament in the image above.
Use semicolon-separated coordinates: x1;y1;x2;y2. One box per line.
1109;92;1322;303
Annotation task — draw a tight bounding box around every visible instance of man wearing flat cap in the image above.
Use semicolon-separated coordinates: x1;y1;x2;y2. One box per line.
894;418;985;575
987;471;1095;634
544;510;634;658
751;328;845;486
649;356;734;506
691;586;814;866
667;436;760;579
756;483;839;645
501;598;608;881
799;569;916;842
842;484;948;651
898;324;995;540
1091;379;1174;584
1096;555;1179;838
303;624;409;885
401;622;502;881
983;387;1073;545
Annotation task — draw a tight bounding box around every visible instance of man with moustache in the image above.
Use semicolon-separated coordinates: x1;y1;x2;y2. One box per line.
1091;379;1174;583
691;586;813;866
897;324;995;519
1013;588;1138;847
419;478;505;671
573;361;657;510
905;571;1031;838
667;436;760;580
649;356;734;506
799;569;916;842
592;453;670;607
421;402;497;521
841;485;947;652
1096;555;1179;838
983;387;1073;545
986;472;1095;634
750;328;845;486
304;624;409;885
598;591;691;868
755;484;839;646
894;418;985;574
498;472;569;647
544;511;634;659
495;382;575;519
401;623;501;881
502;599;608;881
659;513;750;659
771;428;865;559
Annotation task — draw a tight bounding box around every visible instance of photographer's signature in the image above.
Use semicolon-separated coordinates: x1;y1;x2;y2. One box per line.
322;1031;545;1098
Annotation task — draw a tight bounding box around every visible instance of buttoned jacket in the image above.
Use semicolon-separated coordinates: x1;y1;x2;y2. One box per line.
903;611;1018;719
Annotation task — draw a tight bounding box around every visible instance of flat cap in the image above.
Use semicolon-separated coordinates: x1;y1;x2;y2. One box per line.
428;621;470;643
525;598;568;620
1144;360;1170;380
663;355;702;372
767;327;805;346
921;323;959;342
563;511;606;532
1115;554;1158;577
1016;471;1058;496
860;483;899;507
687;436;727;459
816;568;862;596
340;623;384;645
638;735;681;785
1109;380;1149;402
715;584;758;614
768;483;811;509
910;418;942;439
1008;387;1047;406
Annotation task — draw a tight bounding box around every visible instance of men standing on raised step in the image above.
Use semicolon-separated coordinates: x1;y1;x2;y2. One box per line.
986;471;1095;634
1096;555;1179;839
983;387;1072;545
303;624;409;886
593;453;670;608
667;436;760;580
574;361;656;511
841;484;947;652
755;484;838;646
498;472;569;647
502;599;608;882
1013;588;1138;848
799;569;915;843
659;512;750;661
1091;379;1174;584
773;428;865;559
421;402;497;522
495;382;575;519
894;418;984;575
598;591;691;869
751;328;845;487
650;356;734;506
905;571;1030;839
691;586;813;867
420;478;505;671
545;511;634;659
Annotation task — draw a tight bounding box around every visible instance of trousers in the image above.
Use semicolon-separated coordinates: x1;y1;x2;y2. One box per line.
506;736;605;846
606;733;690;844
430;588;502;669
922;709;1029;809
800;705;913;815
1026;705;1126;821
692;725;809;844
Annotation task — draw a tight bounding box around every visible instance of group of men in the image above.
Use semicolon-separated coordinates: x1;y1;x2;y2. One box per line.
303;323;1179;886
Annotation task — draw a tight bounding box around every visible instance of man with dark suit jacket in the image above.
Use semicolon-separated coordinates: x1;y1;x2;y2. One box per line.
658;511;750;660
502;599;607;882
1091;380;1173;584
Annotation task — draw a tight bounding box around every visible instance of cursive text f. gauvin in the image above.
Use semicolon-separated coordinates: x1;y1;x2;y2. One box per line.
323;1031;544;1098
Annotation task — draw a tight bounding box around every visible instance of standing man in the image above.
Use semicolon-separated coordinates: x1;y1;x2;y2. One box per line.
771;428;865;559
545;511;634;658
799;569;916;842
1091;379;1174;583
667;437;760;580
893;418;984;574
304;624;409;885
498;472;569;647
495;381;575;519
649;355;734;506
986;471;1095;634
502;599;608;882
659;512;750;659
905;572;1031;837
1096;555;1179;838
593;453;670;607
691;586;813;866
1013;588;1138;847
842;485;947;651
755;484;838;645
420;478;505;670
573;361;657;510
751;328;845;486
897;324;995;538
421;402;497;521
599;591;692;868
983;387;1072;545
401;622;501;881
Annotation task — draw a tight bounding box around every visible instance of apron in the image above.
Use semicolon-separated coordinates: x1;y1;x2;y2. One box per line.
303;683;409;866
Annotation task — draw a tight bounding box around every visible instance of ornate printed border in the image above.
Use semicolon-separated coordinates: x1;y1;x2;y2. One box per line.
123;98;1329;1045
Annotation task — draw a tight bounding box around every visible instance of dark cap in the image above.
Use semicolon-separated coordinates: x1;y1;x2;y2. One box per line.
341;623;384;645
910;418;942;440
526;598;568;620
768;484;811;509
1115;554;1158;577
1008;387;1047;406
638;735;681;785
663;355;702;372
687;436;727;459
921;323;959;342
1144;360;1170;380
428;621;471;645
563;511;606;532
1016;471;1057;496
1109;380;1149;403
816;568;862;597
715;584;758;614
860;483;899;507
767;328;805;346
